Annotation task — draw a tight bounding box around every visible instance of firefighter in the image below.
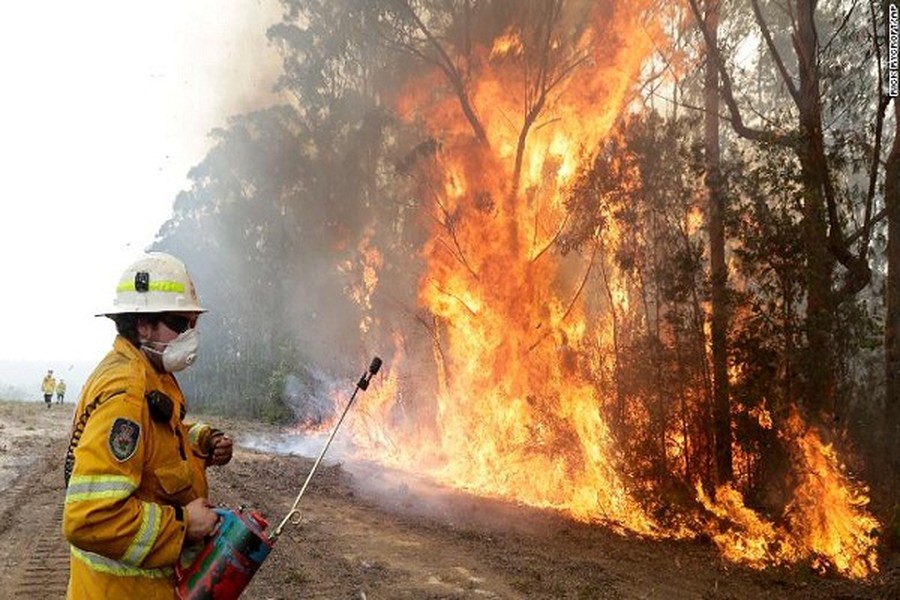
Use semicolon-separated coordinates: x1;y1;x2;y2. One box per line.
56;378;67;404
62;252;234;599
41;369;56;408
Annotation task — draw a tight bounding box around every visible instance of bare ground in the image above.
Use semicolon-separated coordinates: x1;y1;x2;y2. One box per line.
0;398;896;599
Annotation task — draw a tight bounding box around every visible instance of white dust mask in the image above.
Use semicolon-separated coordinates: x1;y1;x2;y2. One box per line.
143;328;199;372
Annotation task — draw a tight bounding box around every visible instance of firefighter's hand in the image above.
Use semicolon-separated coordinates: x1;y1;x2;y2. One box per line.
208;434;233;466
185;498;218;541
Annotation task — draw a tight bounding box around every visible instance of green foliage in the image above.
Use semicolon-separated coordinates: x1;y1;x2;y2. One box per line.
263;363;300;425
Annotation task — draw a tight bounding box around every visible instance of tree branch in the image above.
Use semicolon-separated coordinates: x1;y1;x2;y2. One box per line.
394;0;489;146
750;0;800;104
686;0;788;146
860;1;890;256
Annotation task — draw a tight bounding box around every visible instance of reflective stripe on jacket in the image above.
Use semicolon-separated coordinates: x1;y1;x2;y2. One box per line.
62;335;212;599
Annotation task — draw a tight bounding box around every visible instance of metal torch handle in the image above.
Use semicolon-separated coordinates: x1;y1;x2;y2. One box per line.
270;357;382;541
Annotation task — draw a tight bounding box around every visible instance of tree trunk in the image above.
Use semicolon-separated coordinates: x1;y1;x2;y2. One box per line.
705;0;732;484
884;97;900;547
794;0;837;419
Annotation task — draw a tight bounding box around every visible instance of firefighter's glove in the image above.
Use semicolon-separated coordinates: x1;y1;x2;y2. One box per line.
207;432;233;466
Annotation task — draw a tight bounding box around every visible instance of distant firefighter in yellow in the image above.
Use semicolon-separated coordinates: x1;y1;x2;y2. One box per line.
41;369;56;408
55;379;67;404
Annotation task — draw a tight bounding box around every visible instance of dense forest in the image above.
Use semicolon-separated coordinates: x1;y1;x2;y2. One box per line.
152;0;900;579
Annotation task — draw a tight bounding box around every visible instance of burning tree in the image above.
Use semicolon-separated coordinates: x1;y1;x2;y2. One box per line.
351;0;666;531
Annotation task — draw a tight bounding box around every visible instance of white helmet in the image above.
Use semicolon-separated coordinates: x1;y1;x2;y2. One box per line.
99;252;206;315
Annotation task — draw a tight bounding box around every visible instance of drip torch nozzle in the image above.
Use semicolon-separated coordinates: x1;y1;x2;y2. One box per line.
358;355;383;390
369;356;382;375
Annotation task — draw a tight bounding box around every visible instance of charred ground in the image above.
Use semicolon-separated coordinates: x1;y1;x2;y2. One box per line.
0;399;895;599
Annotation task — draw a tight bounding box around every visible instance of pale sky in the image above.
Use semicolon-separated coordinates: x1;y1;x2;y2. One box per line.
0;1;284;364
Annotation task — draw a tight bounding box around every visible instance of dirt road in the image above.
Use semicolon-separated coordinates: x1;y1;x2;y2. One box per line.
0;399;894;599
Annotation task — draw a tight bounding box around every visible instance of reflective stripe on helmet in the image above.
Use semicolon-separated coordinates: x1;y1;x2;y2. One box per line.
120;501;163;567
65;474;137;503
116;280;186;294
70;545;173;578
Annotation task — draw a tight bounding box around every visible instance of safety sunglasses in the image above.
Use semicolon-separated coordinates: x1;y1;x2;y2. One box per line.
159;314;198;334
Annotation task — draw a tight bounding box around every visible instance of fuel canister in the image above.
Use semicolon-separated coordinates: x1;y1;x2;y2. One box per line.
176;508;273;600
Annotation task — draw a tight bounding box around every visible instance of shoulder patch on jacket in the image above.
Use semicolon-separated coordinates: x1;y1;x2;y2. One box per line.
109;417;141;462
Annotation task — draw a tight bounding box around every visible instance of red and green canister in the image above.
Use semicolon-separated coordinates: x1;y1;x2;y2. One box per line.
176;508;273;599
176;357;382;600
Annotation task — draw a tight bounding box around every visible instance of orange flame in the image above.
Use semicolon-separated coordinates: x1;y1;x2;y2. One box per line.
697;409;879;578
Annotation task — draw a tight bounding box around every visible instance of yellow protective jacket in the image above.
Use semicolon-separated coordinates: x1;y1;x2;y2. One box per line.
62;336;222;600
42;374;56;394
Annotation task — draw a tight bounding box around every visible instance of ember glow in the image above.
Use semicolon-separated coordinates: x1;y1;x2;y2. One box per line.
319;0;879;580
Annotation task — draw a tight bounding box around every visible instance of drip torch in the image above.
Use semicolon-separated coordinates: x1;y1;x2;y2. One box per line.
176;356;383;600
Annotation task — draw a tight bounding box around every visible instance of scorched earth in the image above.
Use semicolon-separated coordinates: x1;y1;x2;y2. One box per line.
0;399;894;599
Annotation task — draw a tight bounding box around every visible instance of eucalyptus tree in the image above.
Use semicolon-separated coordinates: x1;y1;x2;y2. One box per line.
686;0;887;426
700;0;733;486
